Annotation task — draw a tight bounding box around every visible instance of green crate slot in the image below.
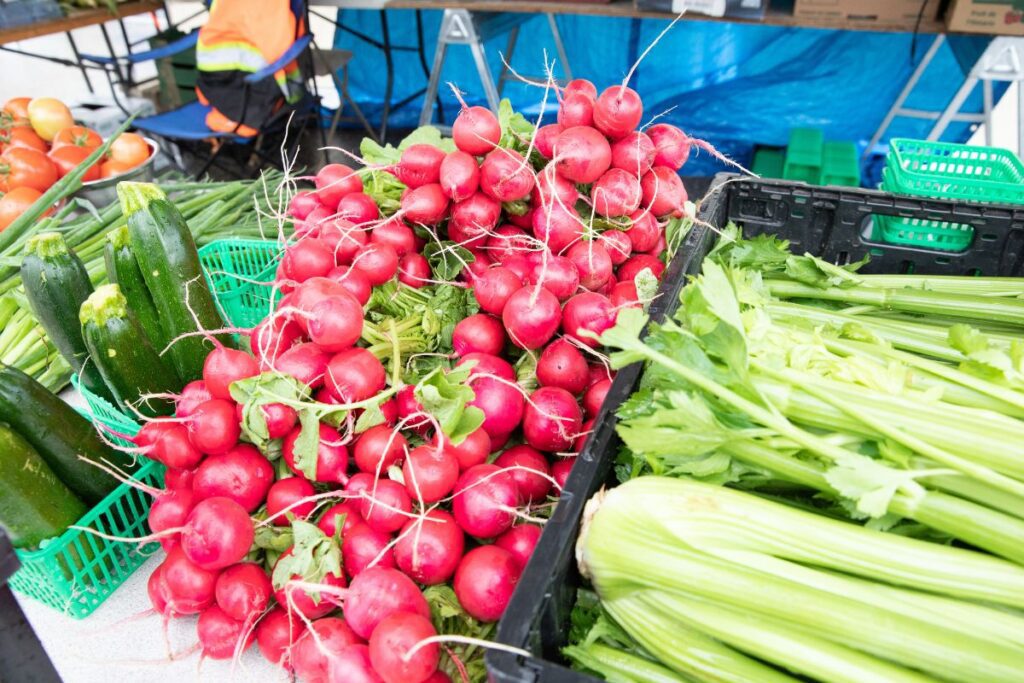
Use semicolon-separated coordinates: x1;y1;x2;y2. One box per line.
70;373;141;439
874;170;974;252
198;238;284;329
821;141;860;187
783;128;823;184
885;138;1024;204
752;148;785;179
8;413;163;619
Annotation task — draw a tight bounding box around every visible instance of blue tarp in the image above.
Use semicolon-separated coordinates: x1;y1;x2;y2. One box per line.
333;11;996;177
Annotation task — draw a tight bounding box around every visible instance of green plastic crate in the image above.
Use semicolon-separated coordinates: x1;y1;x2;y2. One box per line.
885;138;1024;204
875;169;974;252
9;416;163;619
752;148;785;179
783;128;823;184
198;239;284;329
70;372;141;440
821;141;860;187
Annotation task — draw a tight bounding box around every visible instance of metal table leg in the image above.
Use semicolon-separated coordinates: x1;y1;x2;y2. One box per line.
66;32;95;93
548;13;572;81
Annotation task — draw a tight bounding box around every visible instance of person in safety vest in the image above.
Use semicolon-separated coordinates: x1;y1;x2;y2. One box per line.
195;0;306;137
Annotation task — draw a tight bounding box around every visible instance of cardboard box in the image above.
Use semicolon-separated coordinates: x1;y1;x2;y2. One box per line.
947;0;1024;35
634;0;767;19
793;0;943;28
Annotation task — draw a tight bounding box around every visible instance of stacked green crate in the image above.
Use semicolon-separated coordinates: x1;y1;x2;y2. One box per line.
821;141;860;187
782;128;823;184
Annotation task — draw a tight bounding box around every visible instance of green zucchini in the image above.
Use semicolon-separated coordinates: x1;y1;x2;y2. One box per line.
118;182;234;383
0;423;87;549
20;232;116;404
0;363;137;506
80;284;180;418
104;225;171;359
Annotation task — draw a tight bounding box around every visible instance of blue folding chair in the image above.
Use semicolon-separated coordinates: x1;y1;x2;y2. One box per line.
79;8;328;178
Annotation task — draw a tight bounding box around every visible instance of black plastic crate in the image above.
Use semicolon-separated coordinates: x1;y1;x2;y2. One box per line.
486;174;1024;682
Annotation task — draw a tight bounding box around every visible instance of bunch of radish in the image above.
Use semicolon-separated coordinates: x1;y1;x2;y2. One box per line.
127;77;692;683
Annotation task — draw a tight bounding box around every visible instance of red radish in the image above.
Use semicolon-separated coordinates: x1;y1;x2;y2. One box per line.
566;241;613;291
317;500;364;538
534;123;563;159
485;225;533;262
308;295;364;352
180;497;254;571
300;203;332;232
453;545;521;622
288;191;320;221
192;444;274;512
618;254;665;281
394;509;464;585
353;242;400;285
343;520;397;578
293;276;351;318
283;423;349;484
371;219;416;256
480;149;535;202
534;164;579;210
344;566;431;639
588;364;613;386
495;444;553;502
338;192;380;225
490;431;513;451
450;192;501;241
646;232;667;257
380;398;398;425
164;467;195;491
439;150;480;201
597;272;617;297
187;399;240;456
149;488;196;551
215;562;272;622
647;123;691;170
552;457;574;489
445;428;492;471
402;444;459;503
267;477;316;526
452;313;506;356
610;280;640;309
273;547;347;620
360;479;412;534
292;618;363;682
532;202;583;254
458;351;516;381
452;464;518;538
610;131;656;177
557;93;594;128
354;425;408;474
625;208;660;252
495;524;543;569
148;563;171;615
466;375;524;439
177;380;213;417
584;378;612;417
526;254;580;301
574;418;594;453
523;386;583;453
553;126;611;184
160;546;219;615
564;78;598;100
536;339;589;395
465;249;493;279
640;166;687;217
263;402;299;439
282;238;334;282
502;253;533;282
327;265;372;306
257;607;305;669
369;612;440;683
591;168;643;217
593;86;643;140
327;645;383;683
502;285;562;350
321;218;368;264
562;292;617;348
402;184;449;225
396;385;430;435
316;164;362;209
600;230;632;265
396;144;445;188
197;604;253;659
473;267;522;315
252;316;303;366
273;342;330;389
325;348;386;403
452;106;500;156
138;422;203;469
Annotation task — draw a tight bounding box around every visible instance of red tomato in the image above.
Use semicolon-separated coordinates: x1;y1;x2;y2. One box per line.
1;127;47;154
49;145;100;181
109;132;150;169
100;159;133;179
0;187;48;232
51;125;102;151
1;147;57;192
2;97;31;125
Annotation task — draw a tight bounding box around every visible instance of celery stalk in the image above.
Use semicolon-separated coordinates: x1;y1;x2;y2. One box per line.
562;643;692;683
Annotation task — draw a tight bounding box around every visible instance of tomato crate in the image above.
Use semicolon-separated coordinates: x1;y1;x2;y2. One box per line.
198;238;284;329
487;176;1024;682
8;414;163;619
